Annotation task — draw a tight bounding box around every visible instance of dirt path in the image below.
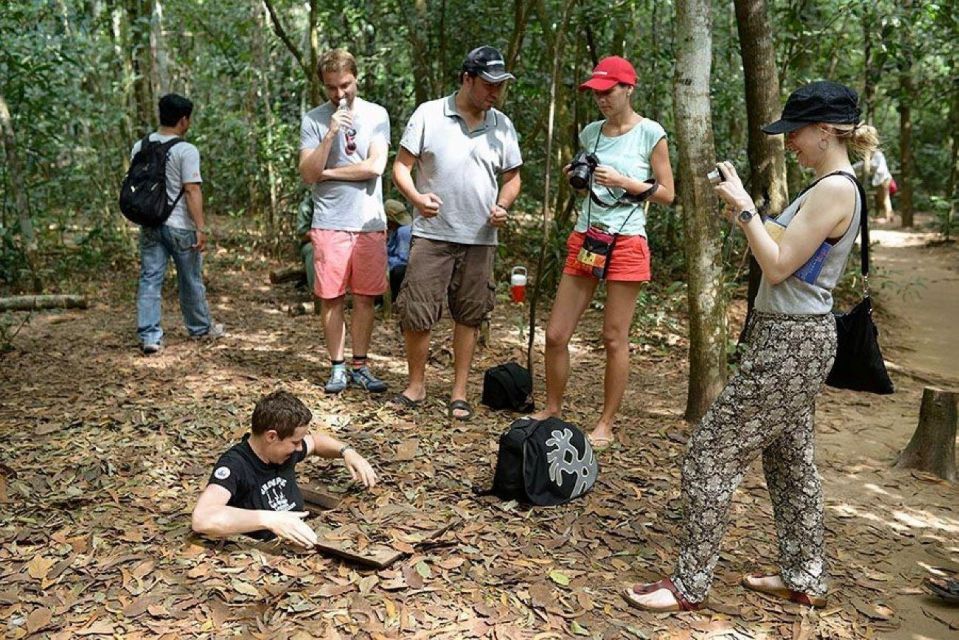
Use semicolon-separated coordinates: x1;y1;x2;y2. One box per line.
0;231;957;639
817;227;959;640
870;227;959;386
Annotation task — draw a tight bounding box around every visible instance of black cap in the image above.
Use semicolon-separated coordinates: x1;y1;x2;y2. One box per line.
462;46;516;83
762;81;861;135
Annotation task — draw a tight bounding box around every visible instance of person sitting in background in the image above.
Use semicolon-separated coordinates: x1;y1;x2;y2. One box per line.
191;390;377;548
295;191;317;293
385;198;412;301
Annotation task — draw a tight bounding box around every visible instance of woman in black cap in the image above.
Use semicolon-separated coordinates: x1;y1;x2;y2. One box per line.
622;81;879;612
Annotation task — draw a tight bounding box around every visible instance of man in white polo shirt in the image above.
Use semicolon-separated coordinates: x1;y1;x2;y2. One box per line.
391;45;523;420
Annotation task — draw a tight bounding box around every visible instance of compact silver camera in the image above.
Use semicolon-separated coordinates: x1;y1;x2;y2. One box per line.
707;164;727;186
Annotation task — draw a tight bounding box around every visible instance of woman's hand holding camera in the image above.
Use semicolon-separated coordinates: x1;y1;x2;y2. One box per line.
711;161;756;224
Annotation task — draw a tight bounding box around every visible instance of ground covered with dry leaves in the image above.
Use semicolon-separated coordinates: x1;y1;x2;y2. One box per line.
2;236;957;639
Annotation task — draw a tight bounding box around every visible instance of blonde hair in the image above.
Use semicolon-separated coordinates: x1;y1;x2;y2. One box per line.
318;48;357;79
820;122;879;157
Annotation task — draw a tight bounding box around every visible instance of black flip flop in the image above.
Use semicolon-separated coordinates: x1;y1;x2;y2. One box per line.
924;576;959;604
448;399;473;421
390;393;421;409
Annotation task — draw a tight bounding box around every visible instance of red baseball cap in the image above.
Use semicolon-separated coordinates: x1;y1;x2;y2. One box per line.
579;56;637;91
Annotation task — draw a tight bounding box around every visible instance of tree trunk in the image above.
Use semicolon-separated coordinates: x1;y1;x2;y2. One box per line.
674;0;727;422
0;92;42;292
946;75;958;242
528;0;576;377
262;0;319;106
126;0;155;132
898;67;915;228
0;295;88;312
895;387;958;482
734;0;788;345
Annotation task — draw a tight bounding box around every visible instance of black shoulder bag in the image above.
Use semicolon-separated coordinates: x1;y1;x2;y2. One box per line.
825;173;894;394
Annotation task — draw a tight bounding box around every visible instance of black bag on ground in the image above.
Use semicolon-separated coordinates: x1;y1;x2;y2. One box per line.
481;362;534;412
474;417;599;506
119;135;184;227
825;173;894;395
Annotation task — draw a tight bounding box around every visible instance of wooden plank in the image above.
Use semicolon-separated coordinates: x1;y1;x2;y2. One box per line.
310;518;461;569
311;538;403;569
300;486;341;510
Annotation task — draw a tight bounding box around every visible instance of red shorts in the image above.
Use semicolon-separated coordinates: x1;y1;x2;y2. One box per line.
563;231;651;281
310;229;387;299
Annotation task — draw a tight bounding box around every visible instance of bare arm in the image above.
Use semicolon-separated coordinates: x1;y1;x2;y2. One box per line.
716;163;856;285
593;138;674;205
320;139;388;182
489;168;522;227
190;484;318;547
183;182;206;250
298;109;351;184
304;433;378;488
392;147;442;217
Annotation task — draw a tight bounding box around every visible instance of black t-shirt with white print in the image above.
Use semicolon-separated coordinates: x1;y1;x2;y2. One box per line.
207;434;308;540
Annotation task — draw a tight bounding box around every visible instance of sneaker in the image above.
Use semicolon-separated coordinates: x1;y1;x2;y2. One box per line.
324;367;349;394
142;343;163;355
349;366;388;394
193;322;225;341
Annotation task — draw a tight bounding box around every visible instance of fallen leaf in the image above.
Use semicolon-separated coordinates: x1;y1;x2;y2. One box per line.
394;439;418;462
548;570;570;586
570;620;589;636
26;555;56;580
26;608;52;633
75;620;115;636
415;560;431;579
231;578;260;597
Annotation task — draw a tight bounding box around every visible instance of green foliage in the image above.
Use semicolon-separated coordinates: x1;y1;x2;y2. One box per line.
0;0;955;297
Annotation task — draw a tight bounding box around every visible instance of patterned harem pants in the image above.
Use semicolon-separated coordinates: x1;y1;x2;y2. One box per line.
672;312;837;603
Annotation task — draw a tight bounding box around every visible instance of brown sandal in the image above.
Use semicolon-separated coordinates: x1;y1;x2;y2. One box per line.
622;577;704;612
741;573;827;608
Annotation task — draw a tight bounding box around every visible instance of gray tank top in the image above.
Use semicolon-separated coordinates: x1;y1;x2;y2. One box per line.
755;172;862;315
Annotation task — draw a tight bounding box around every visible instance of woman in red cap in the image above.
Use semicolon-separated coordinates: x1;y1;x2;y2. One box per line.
532;56;674;448
623;81;878;612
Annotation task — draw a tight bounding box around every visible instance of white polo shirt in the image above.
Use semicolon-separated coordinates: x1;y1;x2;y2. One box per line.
399;94;522;246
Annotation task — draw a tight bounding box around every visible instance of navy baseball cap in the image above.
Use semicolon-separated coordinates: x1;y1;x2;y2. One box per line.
762;81;862;135
462;46;516;83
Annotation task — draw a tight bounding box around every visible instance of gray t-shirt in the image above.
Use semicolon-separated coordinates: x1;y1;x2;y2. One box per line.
130;133;202;230
755;174;862;315
300;97;390;233
399;94;522;246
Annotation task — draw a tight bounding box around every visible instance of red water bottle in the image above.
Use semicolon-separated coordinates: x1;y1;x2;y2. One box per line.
510;266;527;303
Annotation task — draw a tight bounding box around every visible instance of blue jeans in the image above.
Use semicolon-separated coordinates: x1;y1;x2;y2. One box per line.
136;226;212;345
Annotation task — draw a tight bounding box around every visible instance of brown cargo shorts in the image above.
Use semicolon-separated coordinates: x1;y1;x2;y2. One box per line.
396;237;496;332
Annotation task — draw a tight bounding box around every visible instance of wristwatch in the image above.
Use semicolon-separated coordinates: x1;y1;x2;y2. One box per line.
338;444;353;457
738;209;758;224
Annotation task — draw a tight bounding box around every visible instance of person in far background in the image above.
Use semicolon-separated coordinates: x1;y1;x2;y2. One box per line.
854;148;895;222
385;199;412;301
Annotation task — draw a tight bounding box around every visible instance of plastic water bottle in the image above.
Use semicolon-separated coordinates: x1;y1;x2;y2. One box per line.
510;266;528;303
338;98;357;154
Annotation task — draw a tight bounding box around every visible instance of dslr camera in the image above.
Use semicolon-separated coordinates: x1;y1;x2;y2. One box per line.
706;163;727;186
568;151;600;190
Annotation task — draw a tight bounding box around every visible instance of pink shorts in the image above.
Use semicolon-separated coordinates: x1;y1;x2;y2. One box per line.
310;229;387;299
562;231;652;281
